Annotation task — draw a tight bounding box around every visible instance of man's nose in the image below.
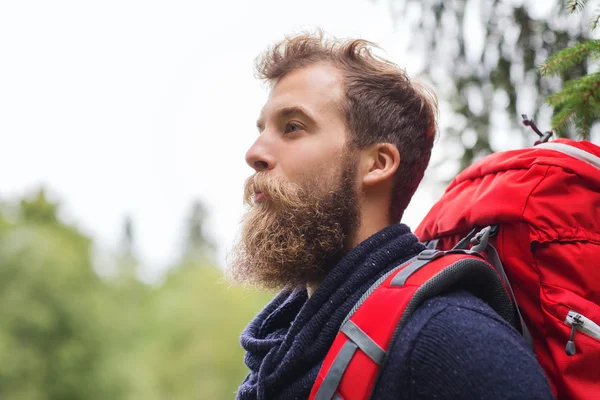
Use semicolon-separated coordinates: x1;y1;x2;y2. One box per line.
245;136;276;172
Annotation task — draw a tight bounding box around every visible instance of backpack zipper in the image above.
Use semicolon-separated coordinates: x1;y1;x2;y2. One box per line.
564;310;600;356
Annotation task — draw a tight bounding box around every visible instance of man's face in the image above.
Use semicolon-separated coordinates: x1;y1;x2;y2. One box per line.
228;63;361;290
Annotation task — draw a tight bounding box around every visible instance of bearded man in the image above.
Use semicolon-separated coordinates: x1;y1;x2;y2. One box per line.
229;31;554;400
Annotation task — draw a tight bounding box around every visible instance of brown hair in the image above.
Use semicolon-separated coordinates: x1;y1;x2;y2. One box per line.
255;30;438;222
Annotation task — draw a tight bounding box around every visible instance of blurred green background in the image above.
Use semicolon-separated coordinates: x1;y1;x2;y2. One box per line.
0;190;272;400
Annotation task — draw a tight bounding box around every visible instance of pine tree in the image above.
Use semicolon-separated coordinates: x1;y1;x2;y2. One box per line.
20;188;58;224
540;0;600;137
180;199;215;265
117;215;138;278
381;0;595;175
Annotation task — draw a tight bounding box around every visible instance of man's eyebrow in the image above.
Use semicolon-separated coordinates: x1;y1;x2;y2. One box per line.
277;106;317;124
256;106;317;132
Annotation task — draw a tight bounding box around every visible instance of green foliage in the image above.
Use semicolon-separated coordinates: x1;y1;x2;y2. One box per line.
567;0;588;13
0;192;125;400
545;72;600;134
20;189;58;224
144;264;272;399
380;0;596;174
540;40;600;77
592;13;600;30
0;190;271;399
540;3;600;137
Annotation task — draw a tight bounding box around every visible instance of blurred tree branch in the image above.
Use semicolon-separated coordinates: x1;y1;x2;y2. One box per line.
377;0;597;174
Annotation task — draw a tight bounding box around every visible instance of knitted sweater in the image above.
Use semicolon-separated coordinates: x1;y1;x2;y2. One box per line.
237;224;554;399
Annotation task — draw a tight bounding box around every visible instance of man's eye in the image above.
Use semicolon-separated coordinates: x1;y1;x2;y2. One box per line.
284;123;302;134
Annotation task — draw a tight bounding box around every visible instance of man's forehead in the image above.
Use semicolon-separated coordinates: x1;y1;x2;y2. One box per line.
259;64;343;120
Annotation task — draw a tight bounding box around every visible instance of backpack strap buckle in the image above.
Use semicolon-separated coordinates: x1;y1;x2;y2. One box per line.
417;249;445;261
470;225;498;251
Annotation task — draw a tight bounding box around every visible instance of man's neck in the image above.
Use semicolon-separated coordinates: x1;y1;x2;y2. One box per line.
351;197;393;248
307;213;393;298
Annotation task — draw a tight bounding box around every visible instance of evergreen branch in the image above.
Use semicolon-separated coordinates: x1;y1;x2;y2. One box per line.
568;71;600;85
550;80;600;137
578;81;600;137
592;12;600;30
551;106;578;134
567;0;588;13
547;72;600;106
576;103;589;137
540;40;600;76
547;90;585;108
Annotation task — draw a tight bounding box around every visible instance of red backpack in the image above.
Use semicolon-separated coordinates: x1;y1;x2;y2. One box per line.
309;138;600;400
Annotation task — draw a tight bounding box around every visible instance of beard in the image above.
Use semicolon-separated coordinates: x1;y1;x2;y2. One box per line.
227;153;360;290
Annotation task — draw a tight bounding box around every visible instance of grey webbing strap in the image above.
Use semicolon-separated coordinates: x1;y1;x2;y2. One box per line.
425;238;440;250
472;230;535;352
332;395;342;400
314;341;358;400
453;226;479;250
340;320;386;365
390;250;444;286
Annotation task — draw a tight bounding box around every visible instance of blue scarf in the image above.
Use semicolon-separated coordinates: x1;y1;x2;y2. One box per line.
237;223;424;400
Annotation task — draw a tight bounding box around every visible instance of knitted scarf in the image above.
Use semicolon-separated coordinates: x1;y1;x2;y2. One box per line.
237;223;424;400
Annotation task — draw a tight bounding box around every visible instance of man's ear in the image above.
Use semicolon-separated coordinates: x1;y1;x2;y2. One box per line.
361;143;400;187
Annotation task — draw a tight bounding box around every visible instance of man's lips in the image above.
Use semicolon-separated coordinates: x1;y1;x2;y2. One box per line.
254;191;266;202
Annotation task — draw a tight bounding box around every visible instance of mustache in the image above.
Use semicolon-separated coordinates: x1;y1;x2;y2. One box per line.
243;174;304;206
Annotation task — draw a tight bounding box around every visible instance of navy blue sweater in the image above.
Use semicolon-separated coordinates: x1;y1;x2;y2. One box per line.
237;224;554;399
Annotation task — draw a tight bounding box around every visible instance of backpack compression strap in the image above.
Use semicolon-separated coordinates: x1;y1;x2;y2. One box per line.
309;249;520;400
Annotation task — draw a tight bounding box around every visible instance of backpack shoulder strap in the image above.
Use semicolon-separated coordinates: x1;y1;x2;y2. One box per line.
309;249;520;400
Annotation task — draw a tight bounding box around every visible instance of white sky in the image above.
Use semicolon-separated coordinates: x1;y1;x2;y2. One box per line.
0;0;457;280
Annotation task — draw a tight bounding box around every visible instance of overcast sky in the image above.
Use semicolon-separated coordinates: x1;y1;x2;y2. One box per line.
0;0;474;280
